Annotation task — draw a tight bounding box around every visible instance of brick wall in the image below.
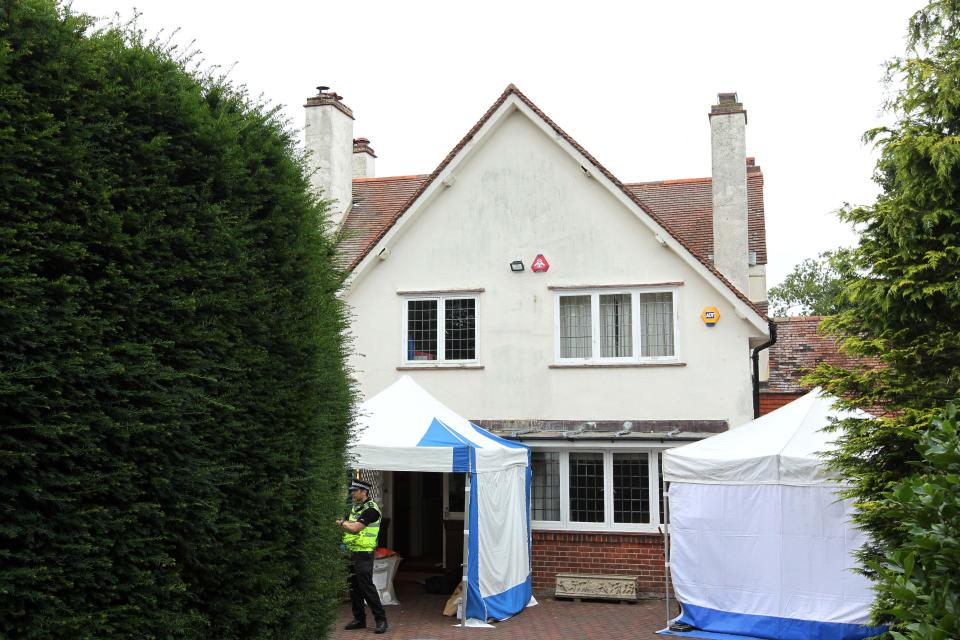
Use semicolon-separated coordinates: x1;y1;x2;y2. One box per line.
532;530;667;596
759;392;801;416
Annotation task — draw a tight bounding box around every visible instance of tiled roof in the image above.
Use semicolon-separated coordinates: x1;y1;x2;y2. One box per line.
625;167;766;266
339;175;427;267
342;171;768;273
767;316;875;393
338;85;766;319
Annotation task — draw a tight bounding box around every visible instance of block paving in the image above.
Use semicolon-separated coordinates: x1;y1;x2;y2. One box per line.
329;578;677;640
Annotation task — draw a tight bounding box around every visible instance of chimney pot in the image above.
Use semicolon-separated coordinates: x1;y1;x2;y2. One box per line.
710;92;747;124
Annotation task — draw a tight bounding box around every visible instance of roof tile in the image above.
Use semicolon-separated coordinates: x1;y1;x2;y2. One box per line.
767;316;877;393
339;175;427;267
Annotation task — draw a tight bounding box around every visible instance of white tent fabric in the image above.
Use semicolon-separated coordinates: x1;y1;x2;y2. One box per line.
349;377;532;622
662;390;886;640
351;377;528;473
665;388;869;487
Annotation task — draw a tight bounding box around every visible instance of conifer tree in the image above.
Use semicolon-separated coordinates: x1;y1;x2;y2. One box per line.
807;1;960;636
0;2;352;637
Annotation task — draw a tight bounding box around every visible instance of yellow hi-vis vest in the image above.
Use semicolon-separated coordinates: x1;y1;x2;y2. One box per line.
344;499;380;552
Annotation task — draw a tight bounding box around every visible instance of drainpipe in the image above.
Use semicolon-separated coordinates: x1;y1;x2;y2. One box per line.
751;319;777;418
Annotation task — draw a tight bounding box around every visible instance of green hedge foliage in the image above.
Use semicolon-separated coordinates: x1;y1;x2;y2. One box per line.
0;2;352;637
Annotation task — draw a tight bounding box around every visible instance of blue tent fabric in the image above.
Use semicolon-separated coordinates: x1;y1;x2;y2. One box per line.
418;418;474;472
671;603;886;640
657;628;765;640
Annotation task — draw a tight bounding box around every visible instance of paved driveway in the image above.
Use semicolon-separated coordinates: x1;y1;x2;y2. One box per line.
330;579;677;640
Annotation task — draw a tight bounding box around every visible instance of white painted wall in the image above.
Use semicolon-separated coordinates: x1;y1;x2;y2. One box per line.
346;109;765;429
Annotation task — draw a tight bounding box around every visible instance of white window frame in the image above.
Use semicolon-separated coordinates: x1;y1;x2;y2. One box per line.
401;294;479;365
553;287;680;364
528;443;667;534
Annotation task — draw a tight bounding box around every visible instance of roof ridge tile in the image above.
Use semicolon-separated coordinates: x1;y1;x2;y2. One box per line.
353;174;428;183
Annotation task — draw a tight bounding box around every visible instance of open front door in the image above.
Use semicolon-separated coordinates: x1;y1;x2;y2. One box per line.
442;472;466;571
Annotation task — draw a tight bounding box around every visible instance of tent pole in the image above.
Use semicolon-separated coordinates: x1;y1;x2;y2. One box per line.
460;473;470;628
664;486;671;629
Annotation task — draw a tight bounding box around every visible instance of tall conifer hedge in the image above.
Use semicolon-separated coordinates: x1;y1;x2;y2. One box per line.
0;2;352;637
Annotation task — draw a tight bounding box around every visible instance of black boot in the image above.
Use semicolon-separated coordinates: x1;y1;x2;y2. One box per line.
344;619;366;630
374;619;388;634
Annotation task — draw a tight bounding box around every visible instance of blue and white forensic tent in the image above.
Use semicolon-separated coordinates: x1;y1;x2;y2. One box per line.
350;376;533;622
662;390;886;640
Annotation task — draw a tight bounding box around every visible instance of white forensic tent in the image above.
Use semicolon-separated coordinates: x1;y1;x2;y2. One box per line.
349;376;533;622
662;389;886;640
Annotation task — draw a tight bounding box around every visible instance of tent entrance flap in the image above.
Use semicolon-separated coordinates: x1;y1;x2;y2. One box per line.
350;377;533;622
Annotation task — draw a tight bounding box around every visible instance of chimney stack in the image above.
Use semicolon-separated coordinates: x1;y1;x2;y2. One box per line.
352;137;376;178
304;86;354;228
709;92;749;294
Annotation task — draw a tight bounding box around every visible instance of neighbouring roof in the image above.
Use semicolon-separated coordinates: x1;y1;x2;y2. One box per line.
339;85;766;319
766;316;873;393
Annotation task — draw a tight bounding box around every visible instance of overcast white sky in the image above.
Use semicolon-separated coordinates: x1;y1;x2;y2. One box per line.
73;0;925;287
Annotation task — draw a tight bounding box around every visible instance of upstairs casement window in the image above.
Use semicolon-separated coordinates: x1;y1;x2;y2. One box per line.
555;288;679;363
403;296;477;363
529;448;665;532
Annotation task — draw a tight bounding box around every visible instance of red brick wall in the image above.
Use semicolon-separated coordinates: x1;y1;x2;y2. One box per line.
532;530;667;595
759;392;801;416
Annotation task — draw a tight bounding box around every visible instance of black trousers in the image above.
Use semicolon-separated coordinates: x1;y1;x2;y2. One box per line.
348;551;386;623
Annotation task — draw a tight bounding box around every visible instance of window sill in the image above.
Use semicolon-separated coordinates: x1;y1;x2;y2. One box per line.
531;524;664;535
397;364;484;370
549;361;685;369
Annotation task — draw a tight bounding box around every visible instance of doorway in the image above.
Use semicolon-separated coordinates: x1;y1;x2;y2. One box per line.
391;471;444;571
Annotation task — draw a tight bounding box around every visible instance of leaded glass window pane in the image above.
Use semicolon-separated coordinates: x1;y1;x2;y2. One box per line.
445;298;476;360
600;293;632;357
531;452;560;521
658;451;667;525
640;292;674;357
559;295;592;358
569;452;604;522
407;300;437;360
613;452;649;523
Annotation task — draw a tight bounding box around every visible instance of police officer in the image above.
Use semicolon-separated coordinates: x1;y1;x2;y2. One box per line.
336;479;388;634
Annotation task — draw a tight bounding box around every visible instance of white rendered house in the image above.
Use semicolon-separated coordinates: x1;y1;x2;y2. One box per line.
305;85;771;593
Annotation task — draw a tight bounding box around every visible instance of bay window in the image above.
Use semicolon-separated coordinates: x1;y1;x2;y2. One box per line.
530;448;665;532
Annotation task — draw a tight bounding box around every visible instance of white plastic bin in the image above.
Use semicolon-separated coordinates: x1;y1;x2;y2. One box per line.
372;555;401;606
